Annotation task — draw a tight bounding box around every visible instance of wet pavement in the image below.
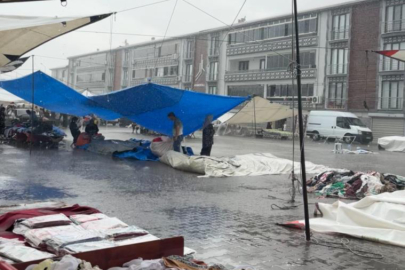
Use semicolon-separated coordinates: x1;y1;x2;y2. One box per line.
1;126;405;269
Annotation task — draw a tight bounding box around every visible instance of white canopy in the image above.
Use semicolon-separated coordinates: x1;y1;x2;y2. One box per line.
226;96;296;124
0;13;111;67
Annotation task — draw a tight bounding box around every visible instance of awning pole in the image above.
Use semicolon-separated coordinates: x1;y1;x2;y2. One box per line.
30;55;35;155
293;0;311;241
253;96;257;136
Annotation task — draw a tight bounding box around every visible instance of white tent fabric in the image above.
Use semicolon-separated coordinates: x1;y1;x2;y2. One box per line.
0;13;110;67
303;191;405;247
226;96;296;124
0;88;22;102
378;136;405;152
160;151;333;177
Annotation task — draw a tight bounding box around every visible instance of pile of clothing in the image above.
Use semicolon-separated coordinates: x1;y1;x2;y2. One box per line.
3;123;66;147
0;209;162;264
307;170;405;199
26;255;229;270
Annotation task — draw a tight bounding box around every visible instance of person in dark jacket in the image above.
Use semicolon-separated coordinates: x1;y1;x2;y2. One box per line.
85;118;99;137
0;107;6;135
69;117;81;146
201;115;215;156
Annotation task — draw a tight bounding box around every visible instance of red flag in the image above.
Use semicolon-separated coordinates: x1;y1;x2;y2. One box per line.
374;50;405;62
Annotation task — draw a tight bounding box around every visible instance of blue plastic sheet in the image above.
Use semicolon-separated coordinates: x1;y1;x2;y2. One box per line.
0;71;248;136
113;147;159;161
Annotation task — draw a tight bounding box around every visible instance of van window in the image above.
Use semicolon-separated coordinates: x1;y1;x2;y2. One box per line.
346;117;365;127
336;117;349;129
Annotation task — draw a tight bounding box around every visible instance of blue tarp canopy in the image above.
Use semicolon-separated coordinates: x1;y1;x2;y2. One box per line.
0;71;248;135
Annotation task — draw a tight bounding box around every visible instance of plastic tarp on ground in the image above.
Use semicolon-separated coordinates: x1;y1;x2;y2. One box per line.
226;96;296;124
0;14;111;67
378;136;405;152
0;72;248;136
286;190;405;247
160;151;333;177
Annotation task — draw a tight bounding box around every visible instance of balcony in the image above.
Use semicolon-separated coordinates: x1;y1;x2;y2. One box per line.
225;68;317;82
133;55;179;69
207;73;218;82
383;20;405;34
326;98;347;109
273;99;319;110
327;64;348;75
380;59;405;72
131;76;178;86
330;29;349;41
380;97;403;110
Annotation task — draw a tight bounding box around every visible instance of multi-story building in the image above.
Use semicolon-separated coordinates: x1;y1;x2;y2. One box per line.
50;66;69;85
50;0;405;139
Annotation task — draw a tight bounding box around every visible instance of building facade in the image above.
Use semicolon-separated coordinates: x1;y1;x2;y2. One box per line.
50;0;405;139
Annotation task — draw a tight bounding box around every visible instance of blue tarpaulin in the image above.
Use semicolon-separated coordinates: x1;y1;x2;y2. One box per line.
0;71;248;136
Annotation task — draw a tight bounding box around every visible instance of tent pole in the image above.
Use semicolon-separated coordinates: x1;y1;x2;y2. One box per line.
293;0;310;241
30;55;35;155
253;96;257;136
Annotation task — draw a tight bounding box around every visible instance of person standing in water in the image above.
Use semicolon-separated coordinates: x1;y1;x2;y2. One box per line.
201;115;215;156
167;112;183;152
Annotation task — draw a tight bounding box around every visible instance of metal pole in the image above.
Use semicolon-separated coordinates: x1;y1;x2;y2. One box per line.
30;55;35;155
293;0;310;241
253;96;257;136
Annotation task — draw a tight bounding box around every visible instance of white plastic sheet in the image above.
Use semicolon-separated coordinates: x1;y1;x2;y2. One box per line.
0;245;53;262
80;217;128;231
20;213;71;228
70;213;108;225
24;225;85;247
378;136;405;152
305;190;405;247
103;226;148;240
114;234;159;247
63;240;116;254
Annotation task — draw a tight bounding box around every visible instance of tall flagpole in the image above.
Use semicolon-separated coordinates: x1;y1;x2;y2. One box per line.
30;56;35;155
293;0;310;241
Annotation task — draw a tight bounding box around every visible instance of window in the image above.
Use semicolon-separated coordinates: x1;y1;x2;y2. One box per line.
208;86;217;95
102;72;105;81
209;62;218;80
170;66;178;76
174;44;178;54
132;70;136;79
62;70;66;78
210;35;220;56
164;67;169;76
267;52;315;71
381;81;404;109
328;82;346;109
122;70;128;83
266;84;314;97
260;59;266;70
385;4;405;33
185;40;194;59
336;117;349;129
157;47;162;57
228;16;317;45
330;49;348;74
238;61;249;71
124;50;130;64
228;85;264;97
332;14;350;40
185;64;193;82
382;42;405;71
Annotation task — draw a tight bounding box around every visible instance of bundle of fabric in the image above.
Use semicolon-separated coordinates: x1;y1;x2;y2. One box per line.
378;136;405;152
25;254;102;270
70;214;108;225
307;170;405;199
0;245;53;263
160;151;333;178
86;140;140;156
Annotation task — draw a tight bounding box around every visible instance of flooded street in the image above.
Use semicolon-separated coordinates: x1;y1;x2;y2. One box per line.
1;126;405;269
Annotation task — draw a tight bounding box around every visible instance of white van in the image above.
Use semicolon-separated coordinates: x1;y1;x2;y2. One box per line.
306;111;373;144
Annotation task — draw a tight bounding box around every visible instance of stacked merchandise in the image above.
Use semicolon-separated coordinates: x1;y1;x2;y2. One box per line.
0;210;161;264
25;254;230;270
307;170;405;199
3;124;66;147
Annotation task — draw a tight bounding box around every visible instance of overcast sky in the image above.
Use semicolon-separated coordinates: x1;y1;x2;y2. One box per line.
1;0;355;79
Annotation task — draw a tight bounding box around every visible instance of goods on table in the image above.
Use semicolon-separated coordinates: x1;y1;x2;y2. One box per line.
307;170;405;199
